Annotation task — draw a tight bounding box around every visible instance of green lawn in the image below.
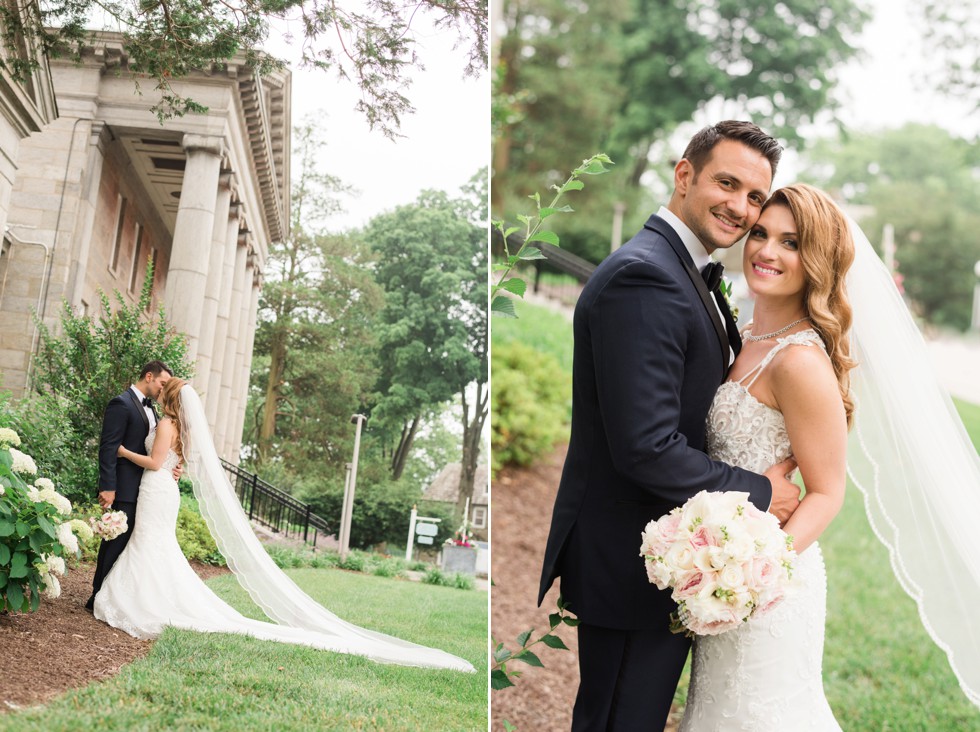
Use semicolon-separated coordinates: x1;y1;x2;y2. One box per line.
3;570;487;732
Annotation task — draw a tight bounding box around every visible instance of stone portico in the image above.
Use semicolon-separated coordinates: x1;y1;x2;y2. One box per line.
0;33;290;462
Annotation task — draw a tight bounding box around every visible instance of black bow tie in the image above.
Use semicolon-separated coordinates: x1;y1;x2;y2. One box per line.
701;261;724;292
142;397;153;408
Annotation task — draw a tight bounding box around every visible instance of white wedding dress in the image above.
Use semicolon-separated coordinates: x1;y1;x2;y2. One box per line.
94;420;473;672
678;330;841;731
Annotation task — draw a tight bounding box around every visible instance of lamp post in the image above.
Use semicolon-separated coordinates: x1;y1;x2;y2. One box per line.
339;414;367;562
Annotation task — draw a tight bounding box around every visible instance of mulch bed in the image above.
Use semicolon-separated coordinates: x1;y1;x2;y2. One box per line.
491;444;681;732
0;561;230;713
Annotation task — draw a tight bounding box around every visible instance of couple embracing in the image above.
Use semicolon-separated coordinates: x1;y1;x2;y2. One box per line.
83;361;472;672
540;120;980;730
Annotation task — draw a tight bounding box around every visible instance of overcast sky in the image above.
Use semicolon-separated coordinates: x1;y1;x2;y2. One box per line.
265;14;488;233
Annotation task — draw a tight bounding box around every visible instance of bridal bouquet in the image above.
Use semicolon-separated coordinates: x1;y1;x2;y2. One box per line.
640;490;797;636
90;510;129;541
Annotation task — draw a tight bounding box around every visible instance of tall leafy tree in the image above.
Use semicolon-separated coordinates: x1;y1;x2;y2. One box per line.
367;186;485;487
492;0;868;261
249;121;382;470
0;0;487;134
803;124;980;330
916;0;980;110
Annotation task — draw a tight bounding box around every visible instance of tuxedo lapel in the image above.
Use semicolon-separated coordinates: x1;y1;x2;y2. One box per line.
125;389;150;433
644;218;729;371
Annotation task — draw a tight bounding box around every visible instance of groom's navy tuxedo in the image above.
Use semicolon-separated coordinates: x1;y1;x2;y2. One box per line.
87;388;155;608
539;214;772;730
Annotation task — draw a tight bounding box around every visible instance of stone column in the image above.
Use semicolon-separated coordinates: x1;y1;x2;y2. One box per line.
231;266;261;461
216;234;249;458
205;200;241;426
195;170;234;405
68;121;110;309
226;250;257;459
164;134;224;365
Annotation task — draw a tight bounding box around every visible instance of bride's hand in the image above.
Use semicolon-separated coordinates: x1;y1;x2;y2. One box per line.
764;456;802;526
117;445;128;459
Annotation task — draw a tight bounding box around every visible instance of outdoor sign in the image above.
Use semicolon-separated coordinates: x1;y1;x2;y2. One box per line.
415;522;439;537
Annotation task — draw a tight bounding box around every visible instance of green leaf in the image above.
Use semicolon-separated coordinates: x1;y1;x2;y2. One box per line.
577;158;613;175
527;230;559;247
9;564;28;579
0;544;10;566
0;520;16;537
541;634;570;650
563;617;581;627
538;205;573;219
493;645;513;663
513;649;544;668
517;629;532;648
503;225;521;240
500;278;527;298
561;180;585;193
491;296;518;318
491;669;515;691
15;520;29;537
548;612;562;630
10;551;27;569
517;248;547;261
6;582;23;609
36;515;56;539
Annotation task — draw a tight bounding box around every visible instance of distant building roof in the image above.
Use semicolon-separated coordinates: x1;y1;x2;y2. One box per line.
422;463;489;505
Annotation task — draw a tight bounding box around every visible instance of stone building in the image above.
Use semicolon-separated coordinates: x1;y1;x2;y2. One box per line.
0;32;289;462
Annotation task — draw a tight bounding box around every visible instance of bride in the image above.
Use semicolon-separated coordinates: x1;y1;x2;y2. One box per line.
679;183;980;729
94;378;474;673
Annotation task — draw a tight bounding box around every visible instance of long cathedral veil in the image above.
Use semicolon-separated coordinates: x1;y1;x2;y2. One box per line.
177;385;475;672
845;220;980;706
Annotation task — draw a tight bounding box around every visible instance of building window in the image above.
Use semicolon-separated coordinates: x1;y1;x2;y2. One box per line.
471;506;487;529
128;223;144;293
109;196;127;273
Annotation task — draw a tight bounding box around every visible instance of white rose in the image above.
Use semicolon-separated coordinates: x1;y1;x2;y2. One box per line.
664;542;695;572
645;559;673;590
56;521;80;554
718;563;746;592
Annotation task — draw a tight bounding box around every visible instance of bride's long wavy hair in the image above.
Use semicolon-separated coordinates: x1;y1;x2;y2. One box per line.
160;377;187;461
765;184;857;427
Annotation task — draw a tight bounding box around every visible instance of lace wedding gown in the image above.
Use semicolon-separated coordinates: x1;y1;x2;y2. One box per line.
678;330;841;731
94;427;473;671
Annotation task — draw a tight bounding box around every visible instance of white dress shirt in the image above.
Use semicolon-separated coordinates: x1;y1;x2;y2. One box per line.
130;385;157;430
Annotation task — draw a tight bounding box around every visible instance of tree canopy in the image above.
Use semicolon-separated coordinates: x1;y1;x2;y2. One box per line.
0;0;487;134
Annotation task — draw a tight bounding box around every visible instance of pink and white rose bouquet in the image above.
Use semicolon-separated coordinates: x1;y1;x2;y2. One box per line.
640;490;797;636
89;510;129;541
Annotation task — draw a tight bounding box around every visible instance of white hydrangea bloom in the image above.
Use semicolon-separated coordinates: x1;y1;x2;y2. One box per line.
26;486;41;502
56;521;80;554
0;427;20;447
9;447;37;476
68;518;94;542
44;554;66;576
33;477;55;491
41;572;61;599
38;487;71;516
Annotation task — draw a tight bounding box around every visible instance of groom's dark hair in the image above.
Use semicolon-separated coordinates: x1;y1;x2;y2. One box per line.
139;361;173;380
682;121;782;178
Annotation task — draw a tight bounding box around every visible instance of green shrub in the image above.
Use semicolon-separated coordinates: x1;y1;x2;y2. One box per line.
422;567;447;586
338;552;367;572
175;504;225;566
452;572;474;590
491;341;572;470
372;558;405;578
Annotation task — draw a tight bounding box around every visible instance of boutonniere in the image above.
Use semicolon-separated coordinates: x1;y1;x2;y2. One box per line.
719;279;738;322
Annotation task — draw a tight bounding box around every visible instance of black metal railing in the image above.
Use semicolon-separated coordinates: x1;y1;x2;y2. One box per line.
220;459;332;548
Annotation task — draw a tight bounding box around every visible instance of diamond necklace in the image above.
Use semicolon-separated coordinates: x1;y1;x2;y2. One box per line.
743;317;809;342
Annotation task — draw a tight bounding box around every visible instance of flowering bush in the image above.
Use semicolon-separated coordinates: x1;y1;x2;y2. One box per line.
0;430;88;612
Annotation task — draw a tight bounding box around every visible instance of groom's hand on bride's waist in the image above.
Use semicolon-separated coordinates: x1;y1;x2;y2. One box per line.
764;457;801;526
171;463;183;482
98;490;116;509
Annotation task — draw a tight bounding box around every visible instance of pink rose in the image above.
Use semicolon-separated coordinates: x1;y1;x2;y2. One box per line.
672;570;706;600
748;556;779;589
689;525;717;551
753;587;786;618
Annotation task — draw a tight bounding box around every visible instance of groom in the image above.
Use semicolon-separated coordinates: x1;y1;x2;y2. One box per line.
539;121;803;730
85;361;173;612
